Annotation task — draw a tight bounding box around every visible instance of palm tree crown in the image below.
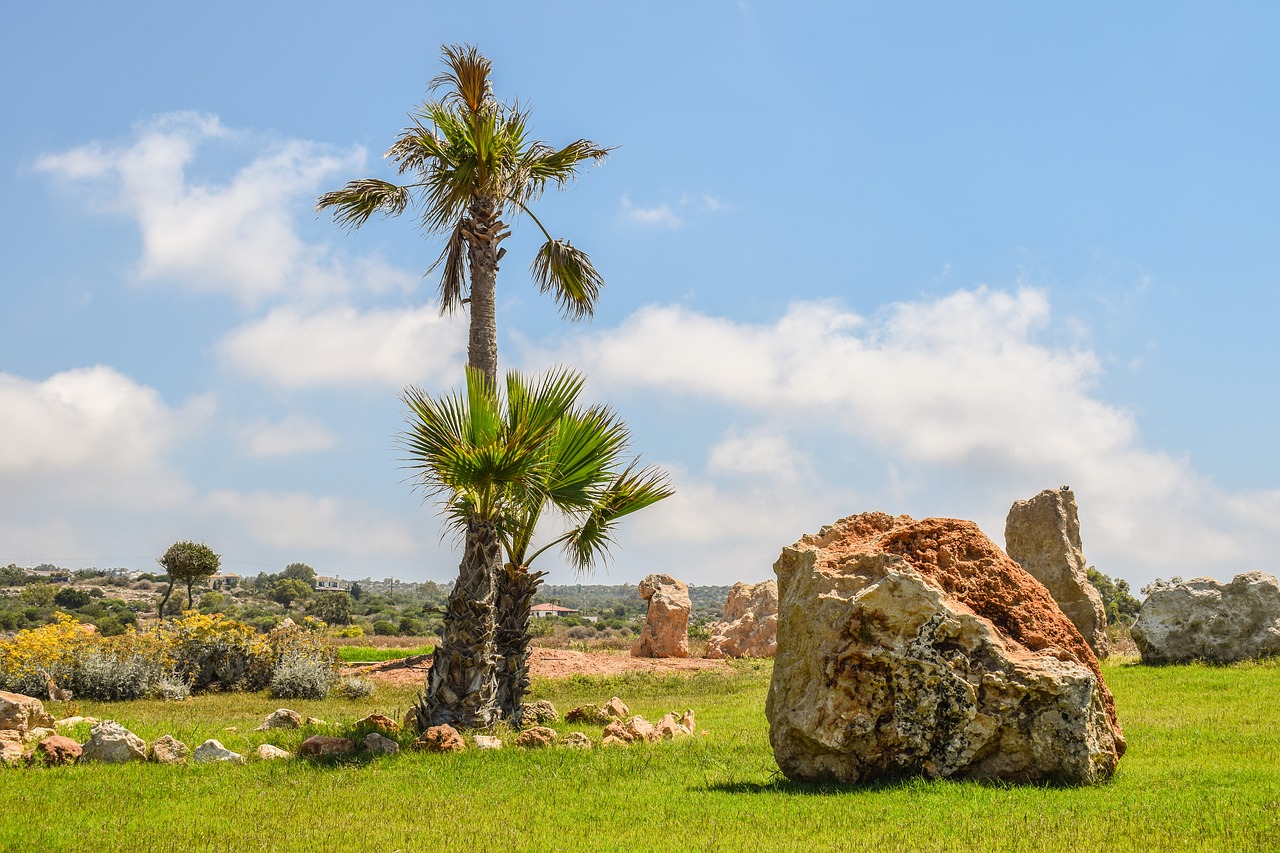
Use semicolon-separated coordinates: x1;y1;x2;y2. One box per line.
319;44;611;383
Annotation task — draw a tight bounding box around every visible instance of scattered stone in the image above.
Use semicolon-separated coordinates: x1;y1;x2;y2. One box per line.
298;735;354;758
34;735;81;766
1132;572;1280;663
560;732;593;749
472;735;503;750
55;716;95;729
602;697;630;720
767;512;1125;786
565;704;610;725
26;727;54;742
305;717;326;727
414;725;465;753
601;734;629;747
654;714;686;740
257;709;302;731
81;721;148;764
223;726;238;733
151;735;189;765
255;744;292;761
363;732;400;756
192;739;246;764
622;715;658;744
706;580;779;659
357;713;400;734
0;691;55;737
1005;487;1110;657
515;726;558;749
631;574;692;658
680;709;696;735
521;700;559;725
601;721;633;744
0;735;23;767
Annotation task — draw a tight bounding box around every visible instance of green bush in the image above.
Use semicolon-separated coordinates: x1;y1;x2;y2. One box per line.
269;651;337;699
372;620;397;636
53;588;92;609
331;674;375;700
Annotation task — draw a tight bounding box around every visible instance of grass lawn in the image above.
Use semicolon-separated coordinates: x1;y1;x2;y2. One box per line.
2;658;1278;852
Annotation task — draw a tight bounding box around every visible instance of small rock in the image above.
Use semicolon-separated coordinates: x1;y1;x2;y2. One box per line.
305;717;326;727
514;726;558;749
521;700;559;725
26;726;55;742
623;715;658;744
55;716;91;728
560;732;592;749
151;735;189;765
357;713;400;734
602;697;630;720
223;726;238;733
192;739;246;764
255;744;292;760
0;691;55;737
655;713;688;740
363;732;400;756
601;734;630;748
565;704;609;725
256;709;302;731
298;735;354;757
414;725;465;753
601;721;633;743
81;721;147;764
0;739;23;767
680;709;695;734
472;735;503;750
34;735;82;766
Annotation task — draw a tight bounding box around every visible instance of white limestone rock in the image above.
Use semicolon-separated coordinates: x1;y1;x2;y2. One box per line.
1132;571;1280;663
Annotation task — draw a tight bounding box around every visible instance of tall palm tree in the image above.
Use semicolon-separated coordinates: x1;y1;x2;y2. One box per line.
318;43;610;386
400;367;670;728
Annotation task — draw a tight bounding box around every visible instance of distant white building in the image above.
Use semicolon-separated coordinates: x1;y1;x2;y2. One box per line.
530;603;579;619
314;576;351;592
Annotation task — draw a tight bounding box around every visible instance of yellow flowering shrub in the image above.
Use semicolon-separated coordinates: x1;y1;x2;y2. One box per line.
0;613;103;696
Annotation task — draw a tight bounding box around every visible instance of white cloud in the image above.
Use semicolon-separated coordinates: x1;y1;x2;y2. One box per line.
620;193;683;227
526;287;1280;584
203;489;420;557
35;112;384;306
238;415;337;458
0;366;208;507
217;304;466;389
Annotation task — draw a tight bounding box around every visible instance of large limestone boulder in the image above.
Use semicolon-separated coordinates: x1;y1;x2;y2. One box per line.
630;573;691;658
706;580;778;659
1005;487;1110;657
1131;571;1280;663
0;691;55;736
80;721;147;764
767;512;1124;786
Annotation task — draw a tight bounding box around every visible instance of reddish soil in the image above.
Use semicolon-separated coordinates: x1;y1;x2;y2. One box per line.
346;647;730;687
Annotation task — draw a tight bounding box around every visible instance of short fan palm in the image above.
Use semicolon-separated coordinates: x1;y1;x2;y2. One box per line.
401;367;671;727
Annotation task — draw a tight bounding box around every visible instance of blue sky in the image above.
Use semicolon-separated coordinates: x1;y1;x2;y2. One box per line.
3;2;1277;590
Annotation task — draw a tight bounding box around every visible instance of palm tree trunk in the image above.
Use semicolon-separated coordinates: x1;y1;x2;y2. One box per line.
465;196;504;387
494;563;547;723
419;516;501;730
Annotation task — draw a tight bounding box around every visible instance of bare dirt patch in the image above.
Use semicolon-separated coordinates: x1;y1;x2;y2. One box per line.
347;647;730;687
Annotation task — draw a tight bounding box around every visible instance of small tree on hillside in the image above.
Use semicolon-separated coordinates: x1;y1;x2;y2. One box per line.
310;591;352;625
157;541;221;616
282;563;317;584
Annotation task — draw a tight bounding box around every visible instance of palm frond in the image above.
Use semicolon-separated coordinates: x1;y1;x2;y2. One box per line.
530;239;603;320
520;139;612;201
562;461;674;572
431;44;493;113
427;219;469;315
316;180;410;230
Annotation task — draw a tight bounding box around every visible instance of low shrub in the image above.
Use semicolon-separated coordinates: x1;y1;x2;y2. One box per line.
331;675;376;700
270;651;337;700
70;649;161;701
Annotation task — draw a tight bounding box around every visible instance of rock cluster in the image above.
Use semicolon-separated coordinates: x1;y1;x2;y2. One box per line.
767;512;1124;786
705;580;778;659
1131;571;1280;663
1005;487;1110;657
631;574;691;658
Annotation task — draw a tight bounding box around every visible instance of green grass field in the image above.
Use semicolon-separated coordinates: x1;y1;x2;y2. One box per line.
334;643;434;663
2;658;1278;852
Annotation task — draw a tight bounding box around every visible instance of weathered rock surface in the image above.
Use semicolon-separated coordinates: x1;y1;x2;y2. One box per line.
631;574;691;658
521;700;559;725
472;735;503;750
0;691;55;736
256;708;302;731
622;715;658;744
151;735;189;765
357;713;400;734
1005;487;1110;657
601;721;632;745
602;697;630;720
363;732;400;756
414;725;464;753
561;732;593;749
81;721;148;764
0;732;23;767
514;726;558;748
654;713;693;740
192;739;246;764
298;735;354;757
706;580;779;659
35;735;82;766
767;512;1124;786
1131;572;1280;663
255;744;292;761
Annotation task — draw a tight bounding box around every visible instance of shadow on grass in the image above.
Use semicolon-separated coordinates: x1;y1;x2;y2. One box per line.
702;772;1105;796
